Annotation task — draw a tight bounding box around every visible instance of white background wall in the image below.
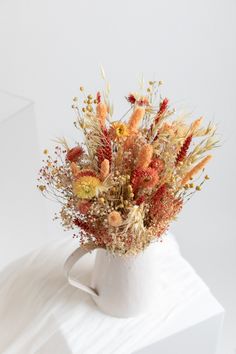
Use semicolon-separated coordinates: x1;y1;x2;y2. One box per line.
0;0;235;353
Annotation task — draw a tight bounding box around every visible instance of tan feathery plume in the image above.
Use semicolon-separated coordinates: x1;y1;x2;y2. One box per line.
96;102;107;126
190;117;203;134
136;144;153;169
100;159;110;180
128;107;145;133
181;155;212;185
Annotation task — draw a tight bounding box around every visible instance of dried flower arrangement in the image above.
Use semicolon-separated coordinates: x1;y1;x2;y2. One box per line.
37;75;218;255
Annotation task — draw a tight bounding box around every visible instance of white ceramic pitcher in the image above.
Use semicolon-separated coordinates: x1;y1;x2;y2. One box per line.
64;241;165;318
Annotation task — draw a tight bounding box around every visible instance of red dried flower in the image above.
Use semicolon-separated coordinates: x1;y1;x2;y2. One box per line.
76;170;97;178
96;91;101;104
137;97;149;106
126;94;136;104
152;184;167;205
149;98;169;137
135;195;145;205
74;218;94;234
150;184;183;223
66;146;84;162
175;135;192;165
132;168;159;193
149;158;164;174
159;97;169;115
154;98;169;126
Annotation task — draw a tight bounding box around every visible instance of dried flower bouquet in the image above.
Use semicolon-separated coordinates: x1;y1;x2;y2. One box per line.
38;77;218;255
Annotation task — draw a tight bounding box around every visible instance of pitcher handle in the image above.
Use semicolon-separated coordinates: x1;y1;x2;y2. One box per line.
64;243;100;297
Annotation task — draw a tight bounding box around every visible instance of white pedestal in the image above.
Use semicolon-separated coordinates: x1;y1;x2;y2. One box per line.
0;90;48;270
135;293;224;354
0;236;224;354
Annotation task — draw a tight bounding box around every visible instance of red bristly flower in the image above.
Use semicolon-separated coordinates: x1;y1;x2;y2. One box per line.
74;218;95;235
175;135;192;166
131;169;145;193
135;195;145;205
150;184;168;220
152;184;167;204
76;170;97;178
150;98;169;137
66;146;84;162
126;94;136;104
154;97;169;125
159;97;169;115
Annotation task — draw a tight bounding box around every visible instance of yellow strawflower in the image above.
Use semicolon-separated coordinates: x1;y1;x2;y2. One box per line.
73;176;101;199
111;122;130;140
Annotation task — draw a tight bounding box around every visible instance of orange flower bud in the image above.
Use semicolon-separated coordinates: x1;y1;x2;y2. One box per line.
136;144;153;169
128;107;145;133
70;162;80;177
181;155;212;185
100;159;110;180
96;102;107;126
108;211;123;227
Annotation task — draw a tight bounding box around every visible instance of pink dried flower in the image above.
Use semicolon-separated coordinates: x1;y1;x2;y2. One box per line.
76;201;91;214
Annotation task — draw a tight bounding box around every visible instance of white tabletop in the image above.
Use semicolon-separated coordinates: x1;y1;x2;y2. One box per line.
0;235;224;354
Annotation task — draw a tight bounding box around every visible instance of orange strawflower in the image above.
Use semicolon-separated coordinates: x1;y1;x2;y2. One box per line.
139;168;159;189
110;122;130;141
132;168;159;192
